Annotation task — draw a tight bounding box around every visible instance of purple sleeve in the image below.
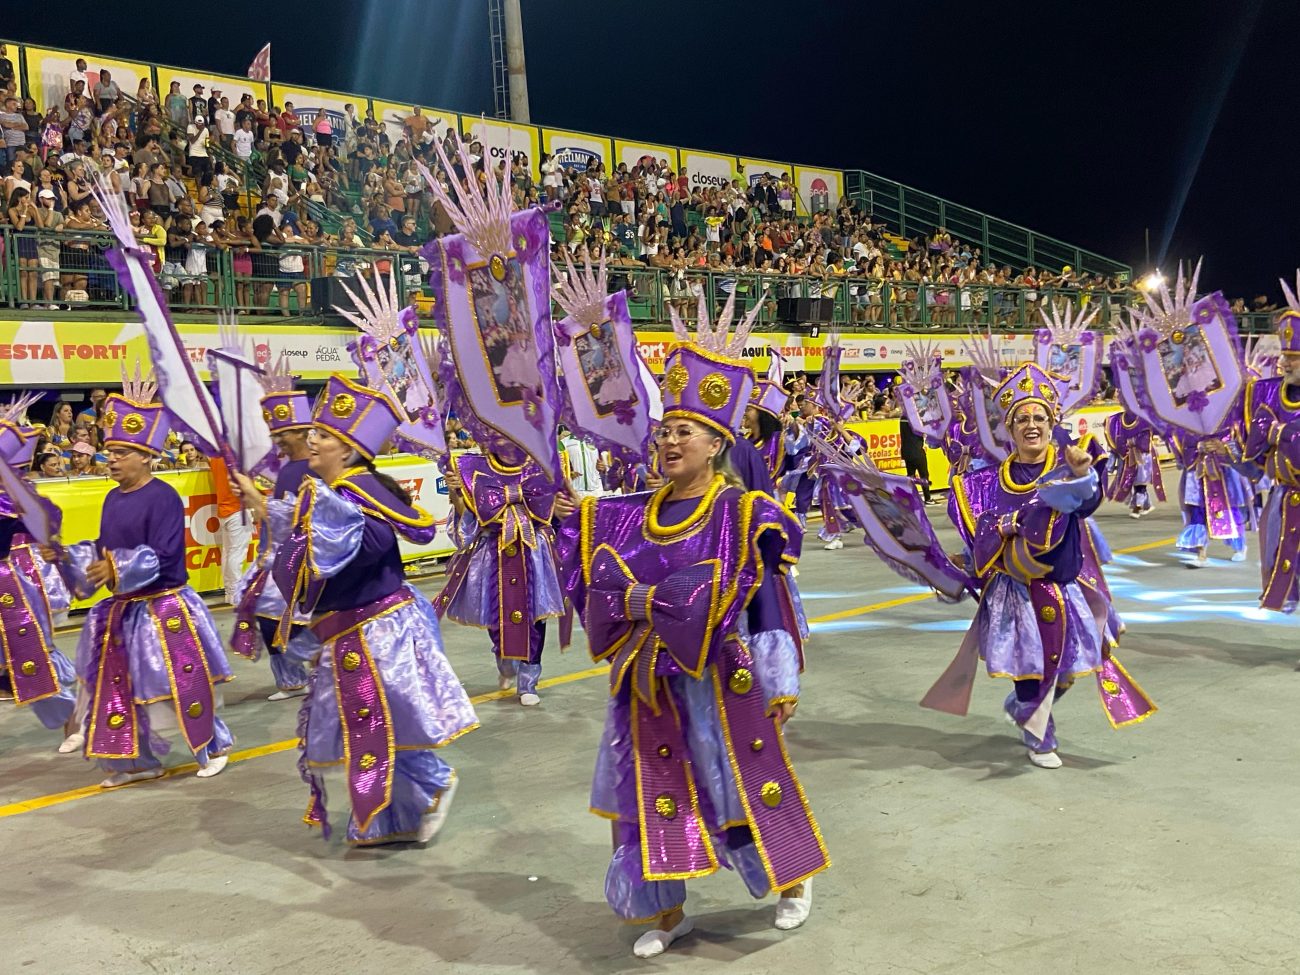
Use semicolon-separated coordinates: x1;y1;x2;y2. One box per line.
553;504;587;614
731;437;776;495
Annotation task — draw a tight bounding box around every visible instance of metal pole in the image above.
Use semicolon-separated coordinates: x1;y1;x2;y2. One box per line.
503;0;531;123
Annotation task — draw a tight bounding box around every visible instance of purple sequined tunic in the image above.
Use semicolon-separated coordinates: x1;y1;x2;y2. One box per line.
230;458;313;689
1244;377;1300;610
1170;431;1251;553
1104;412;1164;507
0;496;76;730
270;470;478;843
949;451;1106;683
555;480;828;920
68;477;235;771
436;453;564;663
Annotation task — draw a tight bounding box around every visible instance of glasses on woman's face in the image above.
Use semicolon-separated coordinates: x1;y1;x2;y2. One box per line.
654;425;709;446
1011;411;1050;428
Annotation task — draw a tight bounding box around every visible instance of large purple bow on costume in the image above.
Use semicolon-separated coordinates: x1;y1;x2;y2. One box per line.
472;471;554;549
584;546;720;711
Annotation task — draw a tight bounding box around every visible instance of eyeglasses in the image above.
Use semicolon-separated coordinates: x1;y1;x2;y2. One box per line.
654;426;709;446
1010;412;1051;427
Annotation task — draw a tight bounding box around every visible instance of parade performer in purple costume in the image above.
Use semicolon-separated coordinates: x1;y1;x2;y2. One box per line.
1243;283;1300;611
742;372;796;493
922;362;1155;769
57;380;234;788
0;417;79;751
1171;429;1251;566
229;370;314;701
437;451;564;706
554;332;827;959
237;374;477;845
1105;410;1165;518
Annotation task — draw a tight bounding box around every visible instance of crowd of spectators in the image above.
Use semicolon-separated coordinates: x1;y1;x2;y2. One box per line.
0;48;1276;329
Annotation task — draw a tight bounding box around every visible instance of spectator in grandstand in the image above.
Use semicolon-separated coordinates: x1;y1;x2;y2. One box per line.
186;115;211;180
35;450;65;478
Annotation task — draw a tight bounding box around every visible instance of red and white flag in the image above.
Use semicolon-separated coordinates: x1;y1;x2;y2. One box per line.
247;43;271;82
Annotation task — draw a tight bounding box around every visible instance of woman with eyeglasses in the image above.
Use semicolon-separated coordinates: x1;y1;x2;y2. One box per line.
929;363;1108;770
553;338;826;959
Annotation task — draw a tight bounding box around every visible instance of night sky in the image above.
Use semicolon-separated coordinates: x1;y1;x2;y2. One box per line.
5;0;1296;300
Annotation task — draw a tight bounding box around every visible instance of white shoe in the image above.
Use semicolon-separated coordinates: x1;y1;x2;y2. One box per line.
519;692;541;707
1230;550;1246;563
1129;511;1141;519
1189;551;1208;568
775;877;814;930
196;754;229;779
822;538;843;551
633;915;694;958
100;768;165;789
267;687;308;701
1026;749;1062;769
417;773;459;843
58;732;85;754
497;672;515;692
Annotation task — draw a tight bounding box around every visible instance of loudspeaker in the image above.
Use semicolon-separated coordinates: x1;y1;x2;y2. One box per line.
776;296;835;324
310;276;362;317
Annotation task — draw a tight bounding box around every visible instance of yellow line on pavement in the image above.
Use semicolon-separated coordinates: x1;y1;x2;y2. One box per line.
0;535;1177;819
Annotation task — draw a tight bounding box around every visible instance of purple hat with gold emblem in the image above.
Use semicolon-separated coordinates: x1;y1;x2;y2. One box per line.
749;375;790;420
662;345;756;441
102;394;169;454
663;286;765;441
258;350;313;433
312;373;403;461
993;361;1064;425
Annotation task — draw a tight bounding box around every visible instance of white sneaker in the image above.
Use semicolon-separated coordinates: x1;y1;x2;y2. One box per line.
1230;550;1247;563
1026;749;1062;769
267;687;307;701
1190;551;1208;568
519;692;541;707
100;768;165;789
196;754;229;779
632;915;694;958
58;732;85;754
497;672;515;692
417;772;459;843
822;538;843;551
775;877;814;930
1129;511;1141;519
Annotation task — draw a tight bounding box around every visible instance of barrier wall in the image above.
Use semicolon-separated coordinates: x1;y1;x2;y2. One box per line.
44;454;454;610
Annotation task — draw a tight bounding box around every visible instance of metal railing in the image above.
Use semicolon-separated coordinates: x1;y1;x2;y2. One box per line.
0;227;1280;334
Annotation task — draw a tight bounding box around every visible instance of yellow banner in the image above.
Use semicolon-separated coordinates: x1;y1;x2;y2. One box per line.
847;418;952;490
541;128;612;173
738;157;792;183
23;46;151;120
371;99;457;150
268;84;367;133
464;117;540;175
680;149;738;192
0;319;443;385
613;140;679;173
793;166;843;216
155;66;265;115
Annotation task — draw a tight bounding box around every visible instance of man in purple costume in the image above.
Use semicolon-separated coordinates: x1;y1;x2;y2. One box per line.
56;389;234;789
438;451;564;706
238;374;477;846
1242;307;1300;611
0;420;79;751
1105;410;1165;518
929;363;1108;770
230;386;314;701
554;338;827;959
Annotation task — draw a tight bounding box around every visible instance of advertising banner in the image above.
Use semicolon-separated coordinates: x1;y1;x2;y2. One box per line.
634;330;1051;374
268;84;366;137
738;156;793;187
156;66;264;117
23;47;150;121
465;117;541;175
613;140;679;173
846;418;952;490
793;165;843;216
371;99;457;151
541;127;612;173
680;149;737;193
0;319;440;385
43;455;455;609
